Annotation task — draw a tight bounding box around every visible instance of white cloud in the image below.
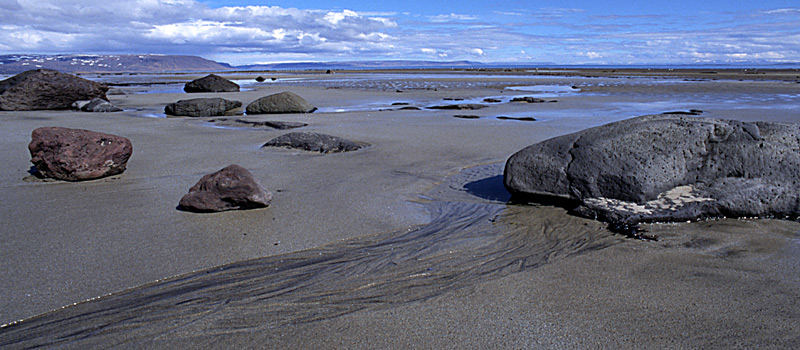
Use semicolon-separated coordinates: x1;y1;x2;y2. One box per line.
470;48;484;56
762;8;800;15
0;1;397;60
579;51;602;59
428;13;478;22
322;9;359;26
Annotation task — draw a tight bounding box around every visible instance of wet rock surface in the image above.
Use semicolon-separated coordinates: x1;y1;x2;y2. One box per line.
246;91;317;114
183;74;239;93
28;127;133;181
0;69;109;110
210;118;307;130
178;164;272;213
497;116;536;121
262;132;368;153
510;97;556;103
504;114;800;227
427;103;487;110
453;115;481;119
165;98;242;117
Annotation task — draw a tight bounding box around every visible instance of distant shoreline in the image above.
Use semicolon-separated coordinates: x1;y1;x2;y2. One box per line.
2;54;799;75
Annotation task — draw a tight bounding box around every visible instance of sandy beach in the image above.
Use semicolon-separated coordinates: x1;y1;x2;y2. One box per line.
1;69;799;347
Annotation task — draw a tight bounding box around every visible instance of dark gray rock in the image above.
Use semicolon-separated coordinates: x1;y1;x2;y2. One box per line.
209;118;307;130
510;97;555;103
235;119;306;129
0;69;109;110
29;127;132;181
262;132;368;153
497;116;536;121
427;103;487;110
504;115;800;227
183;74;239;93
255;76;266;82
453;115;481;119
178;164;271;213
661;109;703;115
81;98;122;112
483;98;502;103
246;91;316;114
165;98;242;117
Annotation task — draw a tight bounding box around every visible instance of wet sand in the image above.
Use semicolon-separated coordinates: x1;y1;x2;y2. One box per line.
1;70;799;347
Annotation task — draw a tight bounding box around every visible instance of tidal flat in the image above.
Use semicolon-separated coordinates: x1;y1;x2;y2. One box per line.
1;69;799;348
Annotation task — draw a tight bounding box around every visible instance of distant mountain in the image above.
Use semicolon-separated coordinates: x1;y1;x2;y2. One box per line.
235;60;484;71
0;54;232;74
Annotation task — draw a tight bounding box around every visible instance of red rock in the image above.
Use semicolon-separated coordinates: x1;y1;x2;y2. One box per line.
28;127;132;181
179;165;272;212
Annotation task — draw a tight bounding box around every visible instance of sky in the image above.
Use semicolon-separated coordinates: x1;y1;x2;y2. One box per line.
0;0;798;65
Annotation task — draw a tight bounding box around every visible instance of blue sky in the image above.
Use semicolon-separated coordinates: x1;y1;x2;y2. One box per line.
1;0;798;65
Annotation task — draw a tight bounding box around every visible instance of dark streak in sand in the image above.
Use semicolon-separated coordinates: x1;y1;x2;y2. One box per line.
0;165;616;347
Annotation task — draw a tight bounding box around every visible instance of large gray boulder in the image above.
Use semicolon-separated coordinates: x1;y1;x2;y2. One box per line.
504;115;800;229
262;132;368;153
29;127;133;181
183;74;239;93
246;91;316;114
0;69;109;110
178;164;271;212
165;98;242;117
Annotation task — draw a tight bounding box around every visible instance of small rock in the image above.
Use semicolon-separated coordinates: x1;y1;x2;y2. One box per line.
28;127;132;181
397;106;421;110
497;116;536;121
483;98;502;103
184;74;239;93
510;97;548;103
427;103;487;110
71;100;91;110
255;76;266;82
178;164;271;212
453;115;481;119
212;119;307;130
661;110;703;115
81;98;122;112
262;132;368;153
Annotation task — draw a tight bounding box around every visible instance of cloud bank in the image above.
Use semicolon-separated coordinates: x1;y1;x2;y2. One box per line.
0;0;797;65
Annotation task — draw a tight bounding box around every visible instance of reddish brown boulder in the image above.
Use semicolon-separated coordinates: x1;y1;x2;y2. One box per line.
0;69;109;110
28;127;133;181
178;164;272;212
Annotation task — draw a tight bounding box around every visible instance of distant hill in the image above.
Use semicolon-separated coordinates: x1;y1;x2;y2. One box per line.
236;60;484;71
0;55;485;74
0;54;232;74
